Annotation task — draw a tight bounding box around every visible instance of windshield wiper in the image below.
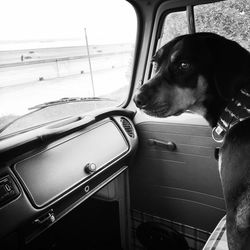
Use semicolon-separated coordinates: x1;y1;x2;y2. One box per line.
28;97;114;110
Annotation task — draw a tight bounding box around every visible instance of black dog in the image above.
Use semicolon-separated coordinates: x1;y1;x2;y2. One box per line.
134;32;250;250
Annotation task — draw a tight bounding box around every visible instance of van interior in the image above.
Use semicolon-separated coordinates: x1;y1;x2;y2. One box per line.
0;0;249;249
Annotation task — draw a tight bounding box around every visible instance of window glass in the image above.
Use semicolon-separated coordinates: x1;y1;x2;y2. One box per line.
195;0;250;51
151;11;188;77
0;0;136;137
158;11;188;48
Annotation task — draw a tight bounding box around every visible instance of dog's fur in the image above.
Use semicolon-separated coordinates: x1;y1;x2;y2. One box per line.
134;32;250;249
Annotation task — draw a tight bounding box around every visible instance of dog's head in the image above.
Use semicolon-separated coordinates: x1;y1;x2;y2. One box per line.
134;32;250;126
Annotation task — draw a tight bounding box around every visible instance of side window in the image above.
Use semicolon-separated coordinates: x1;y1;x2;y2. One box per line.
158;0;250;54
152;10;188;77
194;0;250;51
158;11;188;49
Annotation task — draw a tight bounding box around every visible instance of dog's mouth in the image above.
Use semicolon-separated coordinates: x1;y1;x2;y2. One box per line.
172;110;184;116
141;106;168;117
141;105;184;118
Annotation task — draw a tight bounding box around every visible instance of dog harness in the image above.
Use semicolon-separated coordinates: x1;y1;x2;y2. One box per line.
212;86;250;143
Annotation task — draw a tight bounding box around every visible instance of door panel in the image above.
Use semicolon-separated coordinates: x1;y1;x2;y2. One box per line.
130;114;225;233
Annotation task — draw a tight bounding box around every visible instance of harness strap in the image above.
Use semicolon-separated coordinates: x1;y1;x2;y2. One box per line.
212;86;250;143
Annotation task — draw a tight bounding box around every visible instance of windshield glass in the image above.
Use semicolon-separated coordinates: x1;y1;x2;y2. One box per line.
0;0;136;137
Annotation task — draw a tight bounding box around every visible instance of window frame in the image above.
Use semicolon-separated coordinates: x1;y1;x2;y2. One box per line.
120;0;141;109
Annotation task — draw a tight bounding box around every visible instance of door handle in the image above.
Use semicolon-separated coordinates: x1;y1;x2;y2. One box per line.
148;139;177;151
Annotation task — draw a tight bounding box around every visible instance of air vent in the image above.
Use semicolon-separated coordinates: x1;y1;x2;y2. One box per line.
120;117;135;138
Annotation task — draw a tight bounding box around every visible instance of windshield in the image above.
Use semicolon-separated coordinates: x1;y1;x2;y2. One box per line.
0;0;137;137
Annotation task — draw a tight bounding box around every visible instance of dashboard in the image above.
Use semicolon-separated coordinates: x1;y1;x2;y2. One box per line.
0;108;138;249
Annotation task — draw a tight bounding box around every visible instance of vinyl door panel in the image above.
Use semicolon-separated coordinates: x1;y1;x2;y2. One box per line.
130;118;226;232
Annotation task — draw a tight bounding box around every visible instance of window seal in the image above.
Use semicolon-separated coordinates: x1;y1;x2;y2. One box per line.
187;5;196;34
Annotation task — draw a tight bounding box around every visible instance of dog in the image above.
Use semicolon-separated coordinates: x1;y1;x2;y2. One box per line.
134;32;250;250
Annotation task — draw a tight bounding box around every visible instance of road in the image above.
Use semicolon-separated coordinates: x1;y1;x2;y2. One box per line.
0;66;129;116
0;50;132;87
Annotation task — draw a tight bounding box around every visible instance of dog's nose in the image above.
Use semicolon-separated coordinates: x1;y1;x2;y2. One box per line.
133;91;148;109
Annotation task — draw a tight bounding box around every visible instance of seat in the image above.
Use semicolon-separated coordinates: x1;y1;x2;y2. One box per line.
203;215;228;250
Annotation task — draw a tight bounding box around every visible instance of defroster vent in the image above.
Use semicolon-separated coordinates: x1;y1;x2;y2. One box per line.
120;117;135;138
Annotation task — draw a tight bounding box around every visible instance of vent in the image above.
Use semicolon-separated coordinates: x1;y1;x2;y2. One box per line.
120;117;135;138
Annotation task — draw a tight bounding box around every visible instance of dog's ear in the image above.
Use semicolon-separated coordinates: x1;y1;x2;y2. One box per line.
207;35;250;100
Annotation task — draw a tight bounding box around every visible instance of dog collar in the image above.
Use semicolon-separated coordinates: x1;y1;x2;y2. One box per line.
212;86;250;143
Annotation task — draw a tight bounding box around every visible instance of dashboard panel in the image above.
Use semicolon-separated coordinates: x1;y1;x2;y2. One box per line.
14;120;129;207
0;110;138;248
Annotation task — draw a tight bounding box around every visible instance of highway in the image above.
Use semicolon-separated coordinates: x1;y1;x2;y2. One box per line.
0;43;133;116
0;66;128;116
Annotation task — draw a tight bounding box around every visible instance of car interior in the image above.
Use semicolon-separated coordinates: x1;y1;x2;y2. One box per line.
0;0;249;249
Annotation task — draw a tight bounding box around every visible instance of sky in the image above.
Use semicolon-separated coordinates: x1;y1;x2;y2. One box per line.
0;0;137;46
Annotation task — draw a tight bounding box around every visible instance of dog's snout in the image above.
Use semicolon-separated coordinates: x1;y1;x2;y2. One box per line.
133;90;148;109
134;81;156;109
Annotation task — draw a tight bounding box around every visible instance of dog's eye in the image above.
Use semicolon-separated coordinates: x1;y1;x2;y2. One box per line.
178;62;191;71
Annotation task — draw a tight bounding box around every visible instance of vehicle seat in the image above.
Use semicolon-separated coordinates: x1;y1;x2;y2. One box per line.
202;215;228;250
136;221;189;250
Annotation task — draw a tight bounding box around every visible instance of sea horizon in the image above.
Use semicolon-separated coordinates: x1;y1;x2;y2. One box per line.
0;39;133;51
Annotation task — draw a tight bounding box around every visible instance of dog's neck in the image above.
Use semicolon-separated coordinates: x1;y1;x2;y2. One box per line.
203;97;227;128
204;46;250;128
208;86;250;142
203;77;250;128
